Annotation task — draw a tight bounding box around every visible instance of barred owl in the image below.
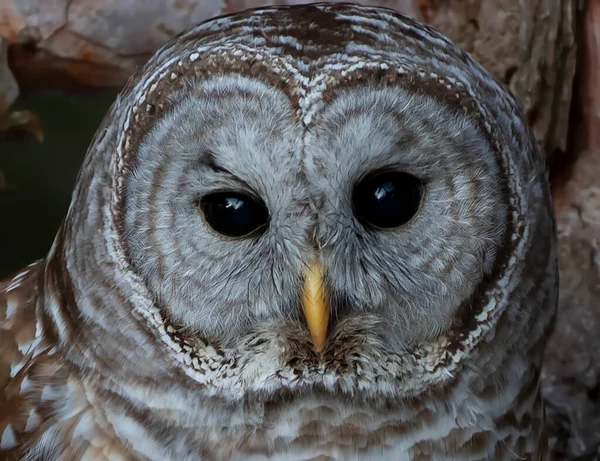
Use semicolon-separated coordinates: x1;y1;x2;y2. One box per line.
0;3;557;460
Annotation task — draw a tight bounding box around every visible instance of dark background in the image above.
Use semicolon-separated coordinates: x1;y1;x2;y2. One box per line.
0;92;116;278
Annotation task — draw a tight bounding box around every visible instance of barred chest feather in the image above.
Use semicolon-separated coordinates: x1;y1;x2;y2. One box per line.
0;264;544;461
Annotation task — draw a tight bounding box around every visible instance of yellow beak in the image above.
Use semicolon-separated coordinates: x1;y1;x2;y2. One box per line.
301;260;329;351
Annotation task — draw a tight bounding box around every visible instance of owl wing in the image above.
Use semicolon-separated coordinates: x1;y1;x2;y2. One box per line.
0;261;63;460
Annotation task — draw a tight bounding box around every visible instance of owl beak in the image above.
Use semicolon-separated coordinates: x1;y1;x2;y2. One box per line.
301;260;329;352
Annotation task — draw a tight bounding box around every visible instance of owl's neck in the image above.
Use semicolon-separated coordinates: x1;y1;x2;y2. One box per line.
17;289;546;459
29;358;545;461
33;240;551;459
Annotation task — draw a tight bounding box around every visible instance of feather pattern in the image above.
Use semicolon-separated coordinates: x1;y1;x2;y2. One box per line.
0;4;557;460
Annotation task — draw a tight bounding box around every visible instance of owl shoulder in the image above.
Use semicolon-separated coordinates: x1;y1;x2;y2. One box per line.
0;261;61;459
0;262;139;461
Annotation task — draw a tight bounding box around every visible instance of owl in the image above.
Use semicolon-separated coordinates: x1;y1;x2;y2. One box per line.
0;3;557;460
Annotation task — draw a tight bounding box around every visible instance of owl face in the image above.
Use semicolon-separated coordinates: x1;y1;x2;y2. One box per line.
53;3;549;399
123;73;507;353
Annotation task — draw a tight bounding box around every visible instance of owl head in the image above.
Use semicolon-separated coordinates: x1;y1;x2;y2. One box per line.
46;3;555;401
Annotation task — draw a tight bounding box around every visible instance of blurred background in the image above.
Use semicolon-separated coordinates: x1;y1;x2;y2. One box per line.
0;92;114;275
0;1;598;458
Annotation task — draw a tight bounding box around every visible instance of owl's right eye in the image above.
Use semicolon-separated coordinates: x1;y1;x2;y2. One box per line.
200;192;269;238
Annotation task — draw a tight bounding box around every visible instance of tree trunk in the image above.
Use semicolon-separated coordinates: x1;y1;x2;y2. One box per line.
0;0;577;160
542;1;600;458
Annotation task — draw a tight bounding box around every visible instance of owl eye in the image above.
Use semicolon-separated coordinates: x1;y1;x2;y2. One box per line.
352;171;423;229
200;192;269;238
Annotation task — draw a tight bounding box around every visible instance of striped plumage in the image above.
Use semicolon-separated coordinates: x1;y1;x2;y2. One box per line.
0;3;556;460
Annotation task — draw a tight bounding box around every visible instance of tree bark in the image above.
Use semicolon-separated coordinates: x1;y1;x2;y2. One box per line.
0;0;578;159
542;1;600;459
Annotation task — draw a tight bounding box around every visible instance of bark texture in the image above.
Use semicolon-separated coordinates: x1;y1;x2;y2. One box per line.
0;38;18;113
545;150;600;460
542;1;600;459
0;37;15;188
0;0;577;158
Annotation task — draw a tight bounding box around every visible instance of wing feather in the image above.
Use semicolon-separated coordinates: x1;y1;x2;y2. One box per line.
0;262;61;460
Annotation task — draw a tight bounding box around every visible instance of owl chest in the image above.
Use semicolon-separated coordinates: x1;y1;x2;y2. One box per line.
223;402;451;460
187;394;508;461
18;379;540;461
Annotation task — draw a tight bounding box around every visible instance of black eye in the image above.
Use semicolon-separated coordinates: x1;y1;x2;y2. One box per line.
200;192;268;238
352;171;423;229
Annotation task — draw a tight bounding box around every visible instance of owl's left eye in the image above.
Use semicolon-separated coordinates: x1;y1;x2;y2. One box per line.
352;171;423;229
200;192;269;238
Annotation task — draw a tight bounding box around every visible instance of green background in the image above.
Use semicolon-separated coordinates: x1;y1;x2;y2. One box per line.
0;92;116;278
